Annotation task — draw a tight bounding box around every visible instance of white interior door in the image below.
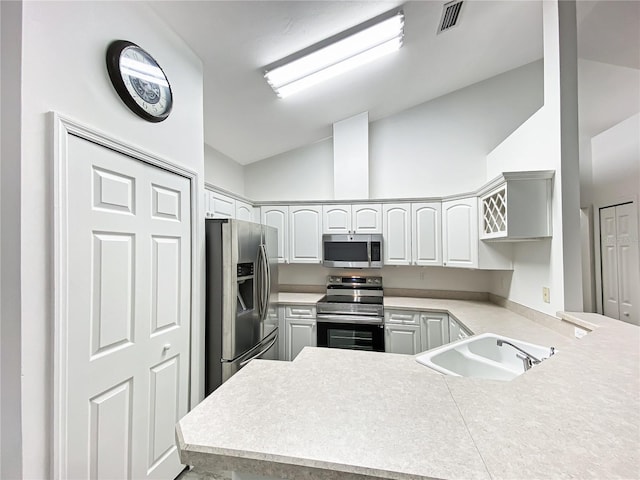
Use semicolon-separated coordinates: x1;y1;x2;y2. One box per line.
614;203;639;324
600;203;639;325
65;135;191;479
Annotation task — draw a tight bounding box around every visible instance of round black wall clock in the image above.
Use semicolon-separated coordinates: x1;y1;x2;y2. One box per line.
106;40;173;122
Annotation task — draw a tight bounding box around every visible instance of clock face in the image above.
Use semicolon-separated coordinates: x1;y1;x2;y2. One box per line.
106;40;173;122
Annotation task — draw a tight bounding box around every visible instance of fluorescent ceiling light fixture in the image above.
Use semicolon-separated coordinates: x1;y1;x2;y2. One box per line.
264;10;404;98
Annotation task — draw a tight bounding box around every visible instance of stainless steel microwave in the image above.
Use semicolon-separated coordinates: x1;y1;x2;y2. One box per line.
322;234;383;269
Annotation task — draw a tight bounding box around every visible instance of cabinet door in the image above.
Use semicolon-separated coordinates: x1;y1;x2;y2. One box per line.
448;317;470;342
235;200;254;222
285;319;316;361
204;191;211;217
289;206;322;264
353;204;382;233
383;204;411;266
412;202;442;266
261;206;289;263
420;313;449;350
442;198;478;268
385;324;420;355
322;205;352;234
210;191;236;219
384;309;419;325
277;307;285;361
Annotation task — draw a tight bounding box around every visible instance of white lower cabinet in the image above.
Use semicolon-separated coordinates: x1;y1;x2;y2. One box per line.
385;324;421;355
419;312;449;350
282;304;316;361
384;309;420;355
385;308;470;354
448;316;470;342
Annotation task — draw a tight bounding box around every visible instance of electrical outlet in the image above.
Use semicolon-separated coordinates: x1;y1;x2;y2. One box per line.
542;287;550;303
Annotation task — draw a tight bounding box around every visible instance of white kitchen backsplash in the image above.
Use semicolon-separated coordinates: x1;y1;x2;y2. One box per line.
278;263;493;292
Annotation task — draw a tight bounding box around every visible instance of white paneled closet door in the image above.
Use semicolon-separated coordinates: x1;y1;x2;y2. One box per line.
600;203;639;325
65;135;191;479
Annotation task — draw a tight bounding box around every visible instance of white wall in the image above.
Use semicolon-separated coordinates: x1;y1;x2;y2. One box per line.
590;113;640;206
204;143;245;195
20;2;204;477
243;61;543;201
1;1;23;478
245;138;334;201
370;60;544;198
488;1;582;315
280;264;492;292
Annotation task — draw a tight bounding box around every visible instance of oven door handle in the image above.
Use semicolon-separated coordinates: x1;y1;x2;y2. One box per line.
317;314;384;325
317;310;381;316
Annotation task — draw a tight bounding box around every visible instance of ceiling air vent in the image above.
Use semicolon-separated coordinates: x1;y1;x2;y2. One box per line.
438;0;464;34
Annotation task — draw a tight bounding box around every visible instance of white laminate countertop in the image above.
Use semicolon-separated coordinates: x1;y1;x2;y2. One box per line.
177;296;640;480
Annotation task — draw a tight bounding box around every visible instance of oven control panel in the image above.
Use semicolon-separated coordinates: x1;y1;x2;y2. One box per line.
327;275;382;287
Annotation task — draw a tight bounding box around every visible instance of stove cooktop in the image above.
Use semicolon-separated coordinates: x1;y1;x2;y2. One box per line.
318;295;383;305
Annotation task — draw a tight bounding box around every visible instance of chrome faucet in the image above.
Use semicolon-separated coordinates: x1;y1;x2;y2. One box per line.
496;339;555;371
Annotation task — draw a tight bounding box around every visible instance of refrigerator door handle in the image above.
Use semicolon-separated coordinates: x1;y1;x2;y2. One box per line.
239;332;278;367
262;243;271;318
257;243;269;322
256;247;263;320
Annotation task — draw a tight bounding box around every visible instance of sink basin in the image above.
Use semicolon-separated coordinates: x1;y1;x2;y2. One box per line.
416;333;555;381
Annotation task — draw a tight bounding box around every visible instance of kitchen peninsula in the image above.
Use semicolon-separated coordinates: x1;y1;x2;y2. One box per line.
176;297;640;479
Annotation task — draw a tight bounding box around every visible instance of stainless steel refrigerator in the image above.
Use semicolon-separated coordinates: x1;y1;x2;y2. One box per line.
205;218;279;394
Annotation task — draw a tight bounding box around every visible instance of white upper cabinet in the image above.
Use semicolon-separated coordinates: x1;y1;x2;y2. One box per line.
289;205;323;264
442;197;512;270
208;190;235;219
235;200;254;222
479;171;554;241
442;197;478;268
322;203;382;234
352;204;382;233
411;202;442;266
322;205;352;234
383;204;411;266
261;205;289;264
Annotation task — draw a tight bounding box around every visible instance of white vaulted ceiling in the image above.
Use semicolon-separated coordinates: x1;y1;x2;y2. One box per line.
150;1;543;164
149;1;639;165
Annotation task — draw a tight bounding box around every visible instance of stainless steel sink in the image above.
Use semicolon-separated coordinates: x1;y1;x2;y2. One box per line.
415;333;556;381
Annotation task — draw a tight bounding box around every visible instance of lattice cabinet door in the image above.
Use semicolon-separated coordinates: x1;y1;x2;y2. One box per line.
478;171;553;241
481;186;508;239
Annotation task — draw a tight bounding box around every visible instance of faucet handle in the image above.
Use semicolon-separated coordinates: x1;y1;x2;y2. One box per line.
549;346;556;357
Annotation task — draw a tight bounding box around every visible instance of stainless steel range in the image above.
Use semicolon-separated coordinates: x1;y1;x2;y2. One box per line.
316;275;384;352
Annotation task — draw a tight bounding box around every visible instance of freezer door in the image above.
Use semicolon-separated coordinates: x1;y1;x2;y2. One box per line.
221;328;278;382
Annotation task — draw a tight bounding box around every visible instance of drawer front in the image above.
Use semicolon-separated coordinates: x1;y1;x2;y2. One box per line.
384;310;419;325
284;305;316;319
